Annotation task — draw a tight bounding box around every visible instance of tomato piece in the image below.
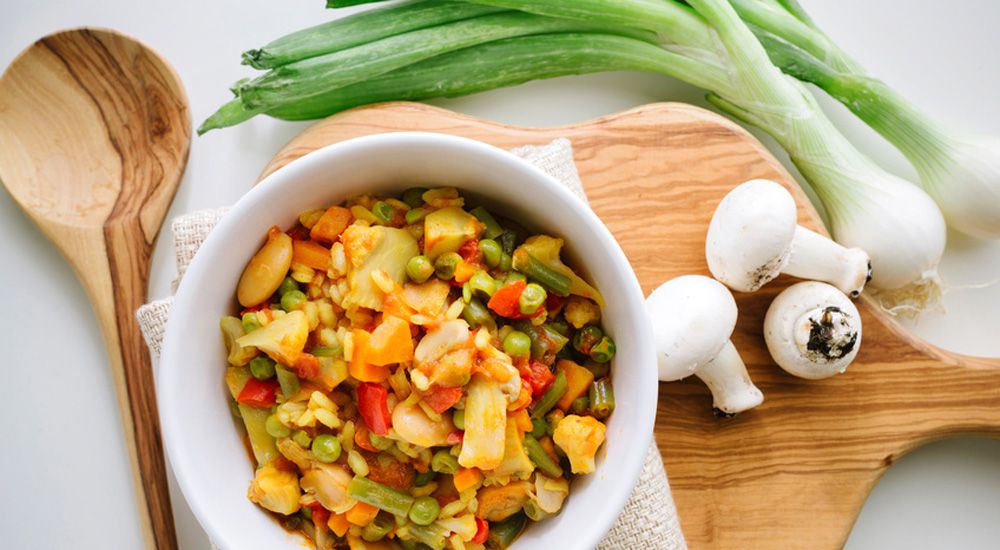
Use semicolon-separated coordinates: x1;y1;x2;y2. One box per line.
521;360;556;398
236;378;279;408
472;517;489;544
458;238;481;265
292;353;321;379
423;385;463;413
307;502;331;529
357;382;392;436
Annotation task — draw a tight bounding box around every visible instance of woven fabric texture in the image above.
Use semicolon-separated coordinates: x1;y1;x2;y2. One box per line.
136;139;685;550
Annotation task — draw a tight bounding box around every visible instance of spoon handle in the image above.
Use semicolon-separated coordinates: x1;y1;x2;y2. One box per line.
85;221;178;550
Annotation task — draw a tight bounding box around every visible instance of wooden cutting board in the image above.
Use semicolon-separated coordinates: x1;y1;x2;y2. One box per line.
258;101;1000;549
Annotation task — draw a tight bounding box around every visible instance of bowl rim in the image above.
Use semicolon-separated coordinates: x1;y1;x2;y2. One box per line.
158;131;657;549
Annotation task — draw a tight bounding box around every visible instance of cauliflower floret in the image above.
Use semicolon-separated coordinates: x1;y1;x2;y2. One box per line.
563;296;601;329
248;462;301;515
237;310;309;365
413;319;473;389
552;415;607;474
341;223;418;311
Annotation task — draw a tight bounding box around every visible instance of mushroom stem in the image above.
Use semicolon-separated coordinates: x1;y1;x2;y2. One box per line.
784;226;871;298
694;341;764;417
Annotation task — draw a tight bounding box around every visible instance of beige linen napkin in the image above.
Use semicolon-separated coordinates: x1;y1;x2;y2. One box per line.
138;138;685;550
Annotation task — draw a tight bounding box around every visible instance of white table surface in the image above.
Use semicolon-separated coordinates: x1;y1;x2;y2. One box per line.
3;0;999;548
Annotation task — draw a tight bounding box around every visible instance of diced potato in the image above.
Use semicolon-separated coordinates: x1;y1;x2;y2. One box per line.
552;415;607;474
424;207;483;260
248;462;301;515
459;374;507;470
555;359;595;411
237;310;309;366
475;481;532;521
342;224;418;311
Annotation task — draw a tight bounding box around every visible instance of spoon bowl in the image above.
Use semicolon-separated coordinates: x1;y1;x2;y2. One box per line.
0;28;190;549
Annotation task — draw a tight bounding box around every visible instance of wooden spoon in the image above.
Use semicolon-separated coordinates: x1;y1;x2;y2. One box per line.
0;28;189;549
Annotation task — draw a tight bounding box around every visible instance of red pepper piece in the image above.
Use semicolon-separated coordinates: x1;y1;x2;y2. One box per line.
357;382;392;436
236;378;279;408
423;386;463;413
354;423;379;453
472;517;489;544
487;280;527;318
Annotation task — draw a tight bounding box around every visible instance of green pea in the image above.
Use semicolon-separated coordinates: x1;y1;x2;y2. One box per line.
281;289;307;312
479;239;502;267
361;512;394;542
265;414;290;439
414;471;436;487
406;255;434;283
452;409;465;431
590;336;617;363
503;331;531;360
312;434;342;463
249;355;277;380
241;312;261;333
405;207;428;225
518;283;547;315
431;450;459;474
434;252;462;280
402;187;429;208
573;326;604;355
292;430;312;449
408;496;441;526
278;277;299;297
372;201;394;224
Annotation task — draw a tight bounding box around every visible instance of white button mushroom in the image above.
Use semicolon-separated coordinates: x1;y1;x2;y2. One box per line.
763;281;862;380
706;179;871;297
646;275;763;416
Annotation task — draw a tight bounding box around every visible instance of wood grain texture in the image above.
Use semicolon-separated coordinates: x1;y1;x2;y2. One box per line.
259;101;1000;549
0;28;190;550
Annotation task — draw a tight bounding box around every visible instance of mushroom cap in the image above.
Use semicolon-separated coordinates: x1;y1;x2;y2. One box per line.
706;179;798;292
763;281;862;380
645;275;738;382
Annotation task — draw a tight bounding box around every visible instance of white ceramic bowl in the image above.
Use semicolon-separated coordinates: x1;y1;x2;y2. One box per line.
159;132;657;550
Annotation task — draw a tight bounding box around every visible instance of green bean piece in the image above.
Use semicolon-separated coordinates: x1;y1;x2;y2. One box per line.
275;365;300;399
524;323;569;361
502;330;531;360
499;251;513;272
529;416;548;439
570;396;590;415
407;522;450;549
406;255;435;283
402;187;429;208
518;283;547;315
452;409;465;431
462;298;494;330
462;282;472;304
512;250;571;296
523;499;547;521
573;326;603;355
281;290;307;312
434;252;461;280
498;231;517;255
469;206;504;240
348;476;415;517
241;312;262;334
278;277;299;297
249;356;277;380
531;371;567;419
265;414;291;439
292;429;312;448
479;238;502;267
405;207;428;225
408;495;441;526
413;470;436;487
584;360;611;379
590;336;617;363
589;378;615;419
312;434;343;463
503;271;525;285
372;201;395;224
430;450;459;474
544;409;565;437
468;270;497;297
488;512;528;549
362;511;395;542
546;320;570;336
524;434;563;478
310;345;343;358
